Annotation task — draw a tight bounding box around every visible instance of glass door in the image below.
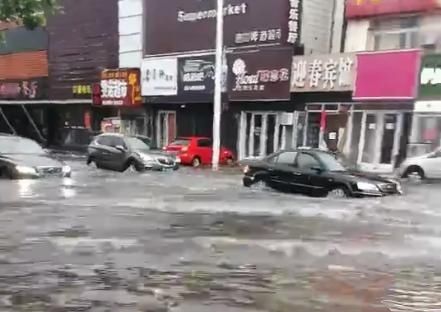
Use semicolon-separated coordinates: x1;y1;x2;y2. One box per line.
242;112;279;159
359;112;400;173
156;111;176;148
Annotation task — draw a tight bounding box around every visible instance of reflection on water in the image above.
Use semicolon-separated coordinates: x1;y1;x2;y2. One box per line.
17;179;37;198
1;162;441;311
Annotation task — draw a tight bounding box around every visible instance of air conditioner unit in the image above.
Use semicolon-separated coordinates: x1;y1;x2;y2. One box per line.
420;33;437;48
280;112;294;126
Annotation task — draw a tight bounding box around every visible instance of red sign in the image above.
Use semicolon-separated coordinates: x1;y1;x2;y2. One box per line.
0;78;47;100
346;0;440;19
95;69;142;106
353;50;421;100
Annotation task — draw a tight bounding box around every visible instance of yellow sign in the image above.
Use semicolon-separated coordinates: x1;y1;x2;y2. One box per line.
72;84;92;95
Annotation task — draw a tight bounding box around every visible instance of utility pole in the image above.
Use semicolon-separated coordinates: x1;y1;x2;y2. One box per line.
212;0;224;170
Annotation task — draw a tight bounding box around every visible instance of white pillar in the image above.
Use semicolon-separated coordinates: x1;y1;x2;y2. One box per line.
212;0;224;170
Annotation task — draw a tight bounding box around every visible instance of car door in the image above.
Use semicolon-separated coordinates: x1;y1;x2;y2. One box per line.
266;151;300;191
93;136;115;168
293;152;325;194
107;136;128;170
197;139;213;165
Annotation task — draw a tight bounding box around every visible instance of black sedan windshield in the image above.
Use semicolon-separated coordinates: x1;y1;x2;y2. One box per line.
317;152;346;172
0;137;45;154
126;137;150;151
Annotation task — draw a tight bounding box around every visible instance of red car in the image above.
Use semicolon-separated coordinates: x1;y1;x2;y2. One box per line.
164;137;234;167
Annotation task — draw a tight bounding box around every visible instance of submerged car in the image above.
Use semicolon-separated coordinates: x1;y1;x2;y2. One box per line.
399;147;441;179
163;137;234;167
0;133;72;179
87;133;179;172
242;149;402;198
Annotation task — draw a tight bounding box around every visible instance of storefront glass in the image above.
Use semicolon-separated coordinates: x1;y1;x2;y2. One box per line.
409;115;441;157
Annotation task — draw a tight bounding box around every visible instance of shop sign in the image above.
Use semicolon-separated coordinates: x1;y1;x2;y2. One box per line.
0;78;47;100
98;69;142;106
144;0;294;55
419;54;441;100
141;58;178;96
178;55;215;95
287;0;302;45
72;84;92;97
291;53;356;92
353;50;421;101
345;0;439;19
228;48;292;101
414;101;441;113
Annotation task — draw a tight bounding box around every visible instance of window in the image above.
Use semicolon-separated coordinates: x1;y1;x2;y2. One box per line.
296;153;320;170
276;152;297;165
110;137;126;148
198;139;212;147
371;17;419;51
97;136;113;146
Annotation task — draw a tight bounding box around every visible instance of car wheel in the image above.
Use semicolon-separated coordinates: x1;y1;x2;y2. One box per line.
403;166;425;180
125;160;144;173
328;186;349;199
192;157;201;168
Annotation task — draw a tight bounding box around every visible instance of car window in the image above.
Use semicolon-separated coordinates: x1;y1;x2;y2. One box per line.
170;139;190;146
432;150;441;158
126;137;150;151
275;152;297;165
110;136;126;148
97;136;113;146
296;153;320;170
198;139;212;147
0;137;44;154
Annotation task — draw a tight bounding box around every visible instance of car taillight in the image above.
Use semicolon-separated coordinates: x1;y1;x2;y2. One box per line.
181;146;188;152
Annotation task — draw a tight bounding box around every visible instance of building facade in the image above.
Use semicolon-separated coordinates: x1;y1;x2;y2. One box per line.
117;0;346;157
46;0;119;147
327;0;441;173
0;22;50;143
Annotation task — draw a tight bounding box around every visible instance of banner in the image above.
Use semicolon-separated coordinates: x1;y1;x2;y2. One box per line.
141;58;178;96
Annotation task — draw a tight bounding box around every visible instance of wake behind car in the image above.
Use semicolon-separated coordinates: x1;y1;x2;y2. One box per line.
242;149;402;198
0;133;72;179
87;133;179;172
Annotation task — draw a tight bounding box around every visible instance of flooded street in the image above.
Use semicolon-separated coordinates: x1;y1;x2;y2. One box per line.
1;160;441;312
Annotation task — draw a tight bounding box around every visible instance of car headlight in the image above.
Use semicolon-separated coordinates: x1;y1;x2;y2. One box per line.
62;165;72;174
15;165;38;175
140;154;155;164
356;182;379;192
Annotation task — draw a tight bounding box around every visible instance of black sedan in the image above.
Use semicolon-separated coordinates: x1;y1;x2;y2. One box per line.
242;149;402;198
87;133;179;172
0;133;72;179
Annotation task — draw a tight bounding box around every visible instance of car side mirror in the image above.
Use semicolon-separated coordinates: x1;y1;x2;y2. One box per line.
311;166;324;173
115;145;126;152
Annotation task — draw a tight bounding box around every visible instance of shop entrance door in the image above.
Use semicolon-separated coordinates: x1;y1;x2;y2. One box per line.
156;111;176;148
242;112;280;159
359;112;402;173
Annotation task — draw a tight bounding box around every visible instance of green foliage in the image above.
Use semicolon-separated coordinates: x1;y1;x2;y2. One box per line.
0;0;57;29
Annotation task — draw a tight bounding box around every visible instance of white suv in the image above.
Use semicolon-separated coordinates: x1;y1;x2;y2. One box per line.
399;148;441;179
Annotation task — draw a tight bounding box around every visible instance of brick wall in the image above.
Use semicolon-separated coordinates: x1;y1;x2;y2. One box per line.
0;51;48;80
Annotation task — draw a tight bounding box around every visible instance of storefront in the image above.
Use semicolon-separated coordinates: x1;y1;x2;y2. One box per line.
230;47;297;160
409;54;441;157
141;55;216;147
350;49;421;172
93;68;145;135
292;52;357;152
142;0;302;150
